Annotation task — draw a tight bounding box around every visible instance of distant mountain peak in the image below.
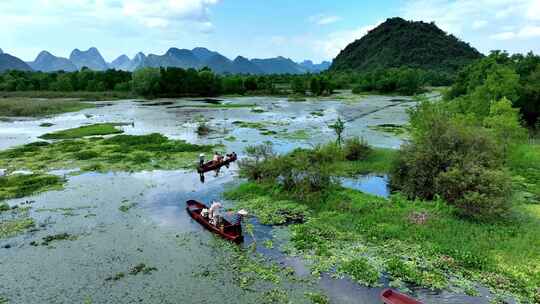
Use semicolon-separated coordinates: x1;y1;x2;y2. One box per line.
0;48;3;54
1;46;329;75
36;50;54;59
31;50;77;72
0;52;33;73
69;47;108;71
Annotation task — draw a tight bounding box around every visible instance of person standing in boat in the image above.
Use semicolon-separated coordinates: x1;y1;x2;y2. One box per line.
199;153;205;167
209;201;222;226
212;152;220;163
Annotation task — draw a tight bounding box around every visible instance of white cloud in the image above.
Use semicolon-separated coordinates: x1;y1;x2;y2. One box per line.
309;14;342;25
402;0;539;33
122;0;220;28
491;25;540;40
526;0;540;20
490;31;516;40
519;25;540;37
472;20;488;29
0;0;220;30
314;22;381;59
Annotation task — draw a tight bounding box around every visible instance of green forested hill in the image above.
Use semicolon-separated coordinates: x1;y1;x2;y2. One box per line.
330;17;483;73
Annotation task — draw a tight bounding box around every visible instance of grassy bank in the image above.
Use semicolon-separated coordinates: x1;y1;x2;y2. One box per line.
227;182;540;301
0;91;135;101
225;142;540;302
0;98;95;117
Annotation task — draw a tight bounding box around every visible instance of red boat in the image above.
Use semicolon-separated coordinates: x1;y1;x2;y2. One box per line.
186;200;243;243
380;289;423;304
197;154;237;174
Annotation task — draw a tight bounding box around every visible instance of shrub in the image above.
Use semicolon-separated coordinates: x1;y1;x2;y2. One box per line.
343;137;371;161
390;100;511;220
239;142;276;181
239;143;338;199
196;121;211;136
435;165;512;220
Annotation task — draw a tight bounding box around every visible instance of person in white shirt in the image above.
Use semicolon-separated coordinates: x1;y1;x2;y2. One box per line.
209;201;222;225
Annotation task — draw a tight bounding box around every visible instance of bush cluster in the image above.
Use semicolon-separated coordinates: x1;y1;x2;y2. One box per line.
239;138;370;200
390;101;516;220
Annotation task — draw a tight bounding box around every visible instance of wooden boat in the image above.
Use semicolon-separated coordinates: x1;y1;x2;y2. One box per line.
186;200;243;243
380;289;423;304
197;154;237;174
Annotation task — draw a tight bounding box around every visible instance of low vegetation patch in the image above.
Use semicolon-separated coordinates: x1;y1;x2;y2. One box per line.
34;233;77;246
0;174;64;201
0;98;95;117
368;124;409;136
129;263;158;275
225;185;310;225
0;217;35;239
39;123;124;139
119;201;137;212
0;133;216;173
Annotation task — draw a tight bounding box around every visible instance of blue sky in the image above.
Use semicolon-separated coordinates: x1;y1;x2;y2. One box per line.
0;0;539;62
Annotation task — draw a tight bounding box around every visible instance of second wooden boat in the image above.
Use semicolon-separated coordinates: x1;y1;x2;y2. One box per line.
380;289;423;304
197;154;237;173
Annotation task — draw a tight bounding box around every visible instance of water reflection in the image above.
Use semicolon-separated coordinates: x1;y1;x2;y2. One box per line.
341;175;390;198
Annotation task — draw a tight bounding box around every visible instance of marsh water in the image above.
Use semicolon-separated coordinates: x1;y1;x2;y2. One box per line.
0;95;493;303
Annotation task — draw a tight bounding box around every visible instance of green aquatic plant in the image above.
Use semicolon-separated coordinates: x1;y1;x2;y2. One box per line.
276;129;310;140
305;292;329;304
105;272;125;281
0;174;64;201
119;201;137;212
38;233;77;246
337;257;380;286
0;133;216;174
39;123;124;140
368;124;409;136
0;217;35;239
129;263;158;275
0;203;10;212
224;194;309;225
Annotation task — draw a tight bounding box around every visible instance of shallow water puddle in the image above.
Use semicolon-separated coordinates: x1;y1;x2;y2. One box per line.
341;175;390;198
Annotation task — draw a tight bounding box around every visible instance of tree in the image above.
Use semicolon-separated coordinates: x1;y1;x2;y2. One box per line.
291;77;306;95
516;65;540;127
310;77;321;96
329;117;345;146
132;68;161;97
484;97;527;159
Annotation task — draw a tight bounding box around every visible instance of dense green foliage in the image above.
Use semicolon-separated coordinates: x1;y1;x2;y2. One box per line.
238;139;371;201
0;65;434;98
446;51;540;127
0;68;131;92
390;99;524;220
331;17;482;74
351;67;425;95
